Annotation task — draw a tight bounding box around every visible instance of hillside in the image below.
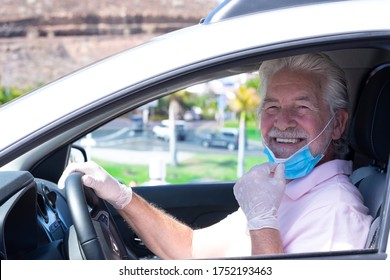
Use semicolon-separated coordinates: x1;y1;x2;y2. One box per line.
0;0;219;87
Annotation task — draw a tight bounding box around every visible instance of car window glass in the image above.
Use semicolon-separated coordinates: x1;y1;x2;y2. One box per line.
72;73;265;186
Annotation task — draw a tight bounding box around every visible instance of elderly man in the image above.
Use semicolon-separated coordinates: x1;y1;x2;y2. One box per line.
59;53;372;259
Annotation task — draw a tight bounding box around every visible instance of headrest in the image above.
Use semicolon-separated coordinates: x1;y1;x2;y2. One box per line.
350;64;390;164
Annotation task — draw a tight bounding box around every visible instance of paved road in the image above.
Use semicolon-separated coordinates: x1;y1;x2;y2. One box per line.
77;119;265;165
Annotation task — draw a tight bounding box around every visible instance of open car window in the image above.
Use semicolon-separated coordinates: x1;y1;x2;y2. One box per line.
71;73;265;187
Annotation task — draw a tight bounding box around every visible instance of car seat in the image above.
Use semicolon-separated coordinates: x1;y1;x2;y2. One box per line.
349;63;390;248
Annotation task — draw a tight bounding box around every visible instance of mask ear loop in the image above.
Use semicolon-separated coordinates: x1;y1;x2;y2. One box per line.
307;114;335;148
262;114;335;161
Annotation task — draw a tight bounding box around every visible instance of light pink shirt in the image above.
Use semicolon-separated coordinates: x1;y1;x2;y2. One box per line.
192;160;373;258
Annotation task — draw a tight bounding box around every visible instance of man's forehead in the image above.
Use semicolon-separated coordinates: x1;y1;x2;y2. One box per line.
263;93;320;105
268;69;322;92
264;94;313;101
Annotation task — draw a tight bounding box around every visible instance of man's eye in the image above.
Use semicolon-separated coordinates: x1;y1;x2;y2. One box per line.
265;106;279;113
296;105;310;111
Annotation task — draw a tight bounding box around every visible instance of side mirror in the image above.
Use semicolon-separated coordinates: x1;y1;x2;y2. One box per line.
70;145;88;163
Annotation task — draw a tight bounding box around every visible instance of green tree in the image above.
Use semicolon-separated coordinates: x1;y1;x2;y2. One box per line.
0;86;31;105
229;81;260;178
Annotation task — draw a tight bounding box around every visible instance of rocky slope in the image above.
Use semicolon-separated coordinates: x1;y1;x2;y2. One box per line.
0;0;219;87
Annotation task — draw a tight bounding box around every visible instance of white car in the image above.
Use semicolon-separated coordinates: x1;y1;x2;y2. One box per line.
0;0;390;262
152;120;187;141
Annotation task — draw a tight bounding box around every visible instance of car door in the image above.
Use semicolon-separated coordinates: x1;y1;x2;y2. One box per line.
70;88;263;258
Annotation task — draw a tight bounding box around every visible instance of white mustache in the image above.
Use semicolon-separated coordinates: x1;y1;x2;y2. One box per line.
267;128;308;139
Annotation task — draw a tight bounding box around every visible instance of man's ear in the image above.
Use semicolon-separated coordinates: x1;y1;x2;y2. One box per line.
332;109;349;140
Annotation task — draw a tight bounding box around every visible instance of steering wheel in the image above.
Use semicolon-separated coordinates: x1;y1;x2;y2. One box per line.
65;172;137;260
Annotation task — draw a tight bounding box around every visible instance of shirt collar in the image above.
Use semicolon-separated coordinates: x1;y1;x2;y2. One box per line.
285;159;352;200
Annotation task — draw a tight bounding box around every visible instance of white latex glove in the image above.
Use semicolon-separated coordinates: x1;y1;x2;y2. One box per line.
233;162;285;230
58;161;132;209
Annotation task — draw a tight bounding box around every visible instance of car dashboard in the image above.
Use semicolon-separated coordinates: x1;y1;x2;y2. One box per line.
0;171;72;260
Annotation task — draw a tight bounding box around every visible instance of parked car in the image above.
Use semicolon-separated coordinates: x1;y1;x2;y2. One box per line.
200;128;242;151
183;108;202;121
152;120;187;141
0;0;389;262
128;114;143;132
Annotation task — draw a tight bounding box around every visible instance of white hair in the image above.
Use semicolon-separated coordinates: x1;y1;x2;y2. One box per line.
258;53;350;158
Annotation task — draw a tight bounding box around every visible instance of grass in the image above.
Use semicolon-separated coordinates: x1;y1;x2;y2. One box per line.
93;153;267;186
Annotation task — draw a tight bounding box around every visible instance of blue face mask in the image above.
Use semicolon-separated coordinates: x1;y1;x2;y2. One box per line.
263;116;334;180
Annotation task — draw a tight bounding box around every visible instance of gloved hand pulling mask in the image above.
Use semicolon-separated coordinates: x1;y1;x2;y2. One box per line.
233;163;286;230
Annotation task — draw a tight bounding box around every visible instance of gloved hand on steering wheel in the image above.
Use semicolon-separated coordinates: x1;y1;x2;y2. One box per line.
233;162;286;231
58;161;132;209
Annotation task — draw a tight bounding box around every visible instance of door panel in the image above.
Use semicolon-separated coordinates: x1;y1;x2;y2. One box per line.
110;181;238;258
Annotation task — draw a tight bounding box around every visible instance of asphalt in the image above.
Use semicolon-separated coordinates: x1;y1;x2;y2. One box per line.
79;119;264;166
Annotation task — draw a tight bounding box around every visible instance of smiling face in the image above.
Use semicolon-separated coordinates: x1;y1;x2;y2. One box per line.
260;69;341;160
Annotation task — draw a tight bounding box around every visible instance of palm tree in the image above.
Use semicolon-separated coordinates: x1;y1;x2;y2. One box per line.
167;89;199;166
161;90;194;167
168;97;180;167
229;84;260;178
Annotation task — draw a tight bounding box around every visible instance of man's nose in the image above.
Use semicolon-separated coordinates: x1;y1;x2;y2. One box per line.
274;108;296;130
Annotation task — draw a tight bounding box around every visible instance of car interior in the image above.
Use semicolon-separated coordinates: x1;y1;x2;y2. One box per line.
1;43;390;260
348;63;390;251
